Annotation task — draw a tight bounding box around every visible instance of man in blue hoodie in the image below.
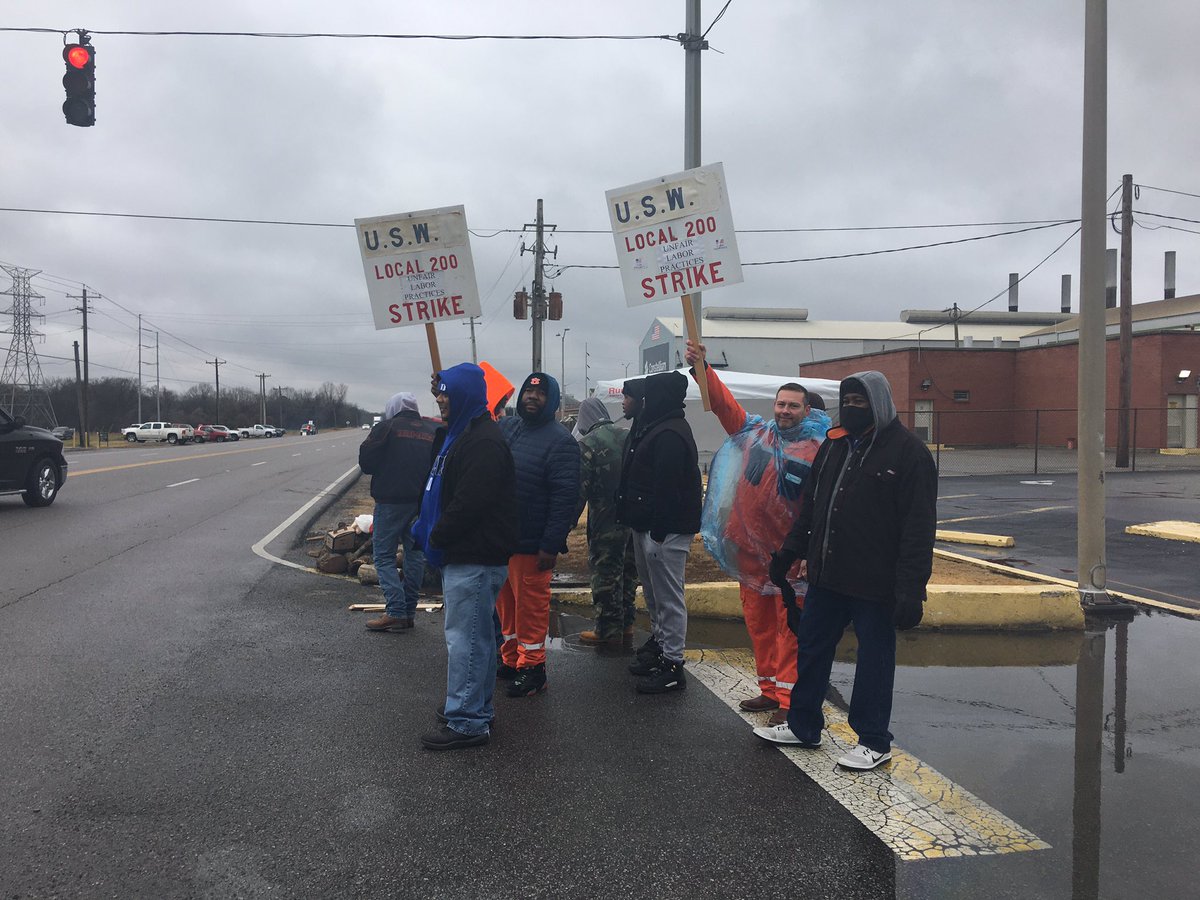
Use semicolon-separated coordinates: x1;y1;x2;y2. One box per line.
497;372;581;697
412;364;518;750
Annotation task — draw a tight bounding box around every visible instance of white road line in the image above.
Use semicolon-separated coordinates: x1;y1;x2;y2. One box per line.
291;453;301;457
251;464;360;572
167;478;200;488
686;649;1050;861
252;461;267;467
937;505;1072;525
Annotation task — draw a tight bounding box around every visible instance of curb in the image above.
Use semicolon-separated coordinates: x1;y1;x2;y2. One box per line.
552;579;1084;632
1124;520;1200;544
936;529;1015;548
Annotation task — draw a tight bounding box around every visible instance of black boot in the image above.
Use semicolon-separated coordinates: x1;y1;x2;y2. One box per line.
628;652;662;677
636;658;687;694
496;661;519;680
635;635;661;663
507;663;547;697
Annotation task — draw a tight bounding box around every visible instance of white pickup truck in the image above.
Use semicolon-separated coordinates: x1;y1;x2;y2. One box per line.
122;422;195;445
238;424;274;439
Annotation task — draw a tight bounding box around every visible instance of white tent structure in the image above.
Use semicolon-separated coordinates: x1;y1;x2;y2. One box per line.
595;369;844;467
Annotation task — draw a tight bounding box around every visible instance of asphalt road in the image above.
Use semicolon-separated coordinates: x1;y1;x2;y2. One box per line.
2;451;1197;898
935;470;1200;611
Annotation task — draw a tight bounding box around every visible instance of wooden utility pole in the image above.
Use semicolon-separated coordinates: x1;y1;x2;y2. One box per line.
1116;174;1133;468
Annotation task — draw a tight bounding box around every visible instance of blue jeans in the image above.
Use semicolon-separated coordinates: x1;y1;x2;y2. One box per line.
442;563;508;736
373;502;425;620
785;584;896;754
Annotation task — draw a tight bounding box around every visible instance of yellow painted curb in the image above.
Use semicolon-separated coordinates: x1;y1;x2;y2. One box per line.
552;580;1084;631
936;529;1015;548
1158;448;1200;456
1125;520;1200;544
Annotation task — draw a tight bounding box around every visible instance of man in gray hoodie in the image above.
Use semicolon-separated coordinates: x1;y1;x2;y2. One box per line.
755;372;937;770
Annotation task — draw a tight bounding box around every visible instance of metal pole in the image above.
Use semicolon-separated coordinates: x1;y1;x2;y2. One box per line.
155;332;161;420
1034;408;1041;475
1076;0;1113;609
684;0;704;338
1131;407;1138;471
1116;173;1133;468
80;288;90;446
137;313;143;422
558;328;570;396
532;199;546;373
73;340;84;446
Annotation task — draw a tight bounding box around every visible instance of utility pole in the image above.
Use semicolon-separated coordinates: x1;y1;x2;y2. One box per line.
1116;173;1133;468
276;385;285;428
73;341;85;443
464;316;478;364
557;328;570;398
69;285;91;445
521;199;557;373
137;314;143;422
584;341;590;397
257;373;271;423
207;358;226;424
155;331;161;420
1075;0;1119;613
950;303;961;348
683;0;705;338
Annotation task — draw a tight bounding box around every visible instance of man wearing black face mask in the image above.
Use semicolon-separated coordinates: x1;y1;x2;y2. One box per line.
756;371;937;772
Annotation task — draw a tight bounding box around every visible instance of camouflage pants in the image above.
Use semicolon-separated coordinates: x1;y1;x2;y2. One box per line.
589;529;639;639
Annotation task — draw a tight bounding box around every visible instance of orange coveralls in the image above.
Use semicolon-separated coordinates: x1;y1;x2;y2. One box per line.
697;366;826;709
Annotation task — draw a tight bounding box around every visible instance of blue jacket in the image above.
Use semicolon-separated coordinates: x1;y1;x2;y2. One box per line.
500;372;581;556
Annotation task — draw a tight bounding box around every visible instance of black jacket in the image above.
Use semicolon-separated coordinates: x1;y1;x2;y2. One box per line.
430;413;519;567
358;411;439;504
781;413;937;606
616;370;702;538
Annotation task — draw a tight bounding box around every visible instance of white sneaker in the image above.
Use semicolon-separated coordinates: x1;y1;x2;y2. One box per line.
752;723;821;748
837;745;892;770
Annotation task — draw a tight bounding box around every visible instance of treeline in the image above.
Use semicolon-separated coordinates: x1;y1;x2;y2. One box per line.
10;377;375;431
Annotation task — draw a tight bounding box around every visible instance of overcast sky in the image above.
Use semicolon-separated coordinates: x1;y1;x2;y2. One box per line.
3;1;1199;416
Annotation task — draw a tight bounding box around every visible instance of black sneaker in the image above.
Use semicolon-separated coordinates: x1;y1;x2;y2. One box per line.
506;664;547;697
636;658;687;694
420;724;489;751
635;636;661;663
496;662;519;681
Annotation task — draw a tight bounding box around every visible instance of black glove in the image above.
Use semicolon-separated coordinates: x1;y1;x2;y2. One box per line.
893;593;924;631
744;444;772;486
768;549;797;586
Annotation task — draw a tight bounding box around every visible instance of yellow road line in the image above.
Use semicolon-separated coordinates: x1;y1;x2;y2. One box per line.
70;442;309;476
685;649;1050;861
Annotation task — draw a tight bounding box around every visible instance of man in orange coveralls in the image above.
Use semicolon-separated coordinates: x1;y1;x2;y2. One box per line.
685;340;831;725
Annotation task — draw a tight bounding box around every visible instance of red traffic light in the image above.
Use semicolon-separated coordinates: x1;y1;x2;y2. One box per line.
64;45;92;69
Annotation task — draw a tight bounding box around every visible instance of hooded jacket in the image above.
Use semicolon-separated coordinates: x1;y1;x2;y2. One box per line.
358;392;439;504
412;364;518;568
781;370;937;606
574;398;629;540
499;372;582;556
616;370;702;538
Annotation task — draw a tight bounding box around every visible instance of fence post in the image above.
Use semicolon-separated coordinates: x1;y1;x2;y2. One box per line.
935;411;941;471
1131;407;1138;472
1034;408;1040;475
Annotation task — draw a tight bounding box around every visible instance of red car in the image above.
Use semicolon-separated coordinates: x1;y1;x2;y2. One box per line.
194;424;240;443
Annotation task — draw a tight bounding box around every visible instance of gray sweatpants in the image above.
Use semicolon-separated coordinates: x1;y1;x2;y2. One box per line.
631;531;692;664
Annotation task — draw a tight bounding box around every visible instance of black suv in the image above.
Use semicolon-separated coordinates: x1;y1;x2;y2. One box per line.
0;409;68;506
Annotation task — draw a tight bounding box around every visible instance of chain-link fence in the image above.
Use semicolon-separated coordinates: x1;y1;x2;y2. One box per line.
898;406;1200;476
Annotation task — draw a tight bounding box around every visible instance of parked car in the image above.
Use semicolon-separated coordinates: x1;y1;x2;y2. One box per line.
195;424;239;443
266;425;285;437
122;422;195;444
0;408;68;507
300;423;318;436
238;424;274;439
51;426;75;442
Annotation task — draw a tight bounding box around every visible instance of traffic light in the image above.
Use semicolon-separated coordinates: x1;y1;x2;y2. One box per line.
62;40;96;127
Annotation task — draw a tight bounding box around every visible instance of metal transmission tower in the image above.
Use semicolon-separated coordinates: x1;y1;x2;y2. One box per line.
1;265;57;427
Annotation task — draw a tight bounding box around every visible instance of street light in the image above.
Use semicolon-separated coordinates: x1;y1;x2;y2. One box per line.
556;328;571;397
